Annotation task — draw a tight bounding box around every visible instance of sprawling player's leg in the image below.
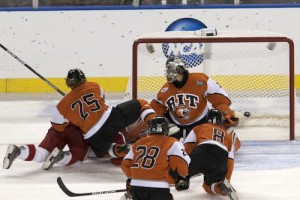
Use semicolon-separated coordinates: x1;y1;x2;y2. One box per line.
3;124;89;170
42;147;65;170
42;147;81;170
42;125;90;170
86;99;156;159
2;126;62;169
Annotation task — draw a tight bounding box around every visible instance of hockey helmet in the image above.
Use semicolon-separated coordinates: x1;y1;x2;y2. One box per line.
207;109;223;125
66;68;86;89
165;56;187;83
148;116;170;135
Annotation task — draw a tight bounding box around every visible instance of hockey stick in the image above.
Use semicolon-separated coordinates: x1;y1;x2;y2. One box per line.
0;43;65;96
57;177;126;197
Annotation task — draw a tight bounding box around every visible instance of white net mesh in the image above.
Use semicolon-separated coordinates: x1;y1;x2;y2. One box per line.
131;29;299;139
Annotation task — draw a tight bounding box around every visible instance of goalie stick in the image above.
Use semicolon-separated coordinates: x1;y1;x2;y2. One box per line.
0;43;65;96
57;177;127;197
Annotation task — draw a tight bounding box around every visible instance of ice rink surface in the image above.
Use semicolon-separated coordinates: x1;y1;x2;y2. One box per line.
1;93;300;200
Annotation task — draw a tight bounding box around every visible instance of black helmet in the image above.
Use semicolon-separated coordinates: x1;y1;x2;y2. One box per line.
66;68;86;89
148;117;170;135
207;109;223;125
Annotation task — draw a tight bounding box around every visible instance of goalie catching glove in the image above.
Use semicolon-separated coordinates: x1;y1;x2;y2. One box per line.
215;104;239;128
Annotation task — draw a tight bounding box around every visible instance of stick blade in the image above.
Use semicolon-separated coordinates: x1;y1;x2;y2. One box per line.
57;177;79;197
57;176;126;197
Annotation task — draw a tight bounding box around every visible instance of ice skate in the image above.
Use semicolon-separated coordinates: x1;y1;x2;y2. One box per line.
42;147;65;170
219;179;239;200
3;144;21;169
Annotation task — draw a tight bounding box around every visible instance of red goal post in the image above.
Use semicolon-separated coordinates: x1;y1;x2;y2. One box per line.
130;29;298;140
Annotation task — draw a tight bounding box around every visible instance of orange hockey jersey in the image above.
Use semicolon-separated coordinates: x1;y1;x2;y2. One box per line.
121;134;190;188
150;73;231;126
184;123;234;180
184;123;233;155
50;82;108;133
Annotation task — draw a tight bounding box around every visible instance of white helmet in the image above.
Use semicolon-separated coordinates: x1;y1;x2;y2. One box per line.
165;56;186;83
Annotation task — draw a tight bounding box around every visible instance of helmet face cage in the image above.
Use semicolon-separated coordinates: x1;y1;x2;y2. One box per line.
149;117;170;135
66;68;87;89
207;109;223;125
165;56;186;83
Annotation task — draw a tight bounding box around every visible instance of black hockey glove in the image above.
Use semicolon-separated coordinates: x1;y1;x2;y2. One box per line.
175;175;190;191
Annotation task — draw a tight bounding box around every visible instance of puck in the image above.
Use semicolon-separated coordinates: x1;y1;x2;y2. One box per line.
244;111;251;117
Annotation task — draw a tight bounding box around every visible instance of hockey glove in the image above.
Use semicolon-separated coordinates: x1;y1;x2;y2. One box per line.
215;104;239;127
175;175;190;191
224;117;239;128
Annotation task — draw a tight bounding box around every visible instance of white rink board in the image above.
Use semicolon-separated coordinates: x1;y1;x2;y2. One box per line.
0;7;300;79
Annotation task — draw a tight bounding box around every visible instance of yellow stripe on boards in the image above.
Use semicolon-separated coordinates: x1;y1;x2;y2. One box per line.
0;77;128;93
0;75;299;93
296;74;300;89
211;75;290;90
136;75;300;92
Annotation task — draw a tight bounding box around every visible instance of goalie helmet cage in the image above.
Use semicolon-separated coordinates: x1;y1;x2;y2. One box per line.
130;30;298;140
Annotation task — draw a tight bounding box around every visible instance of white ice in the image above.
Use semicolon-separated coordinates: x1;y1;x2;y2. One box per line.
1;94;300;200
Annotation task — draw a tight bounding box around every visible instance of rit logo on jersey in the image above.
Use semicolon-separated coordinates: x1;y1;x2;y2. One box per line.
166;93;199;110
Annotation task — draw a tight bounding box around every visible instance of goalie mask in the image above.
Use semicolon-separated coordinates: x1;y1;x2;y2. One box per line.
165;56;187;83
207;109;223;125
66;68;87;89
148;117;169;135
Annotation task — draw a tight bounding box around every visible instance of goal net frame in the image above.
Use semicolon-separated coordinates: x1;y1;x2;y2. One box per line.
131;29;296;140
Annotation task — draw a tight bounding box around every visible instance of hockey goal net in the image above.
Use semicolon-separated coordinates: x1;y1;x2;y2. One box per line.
129;29;299;140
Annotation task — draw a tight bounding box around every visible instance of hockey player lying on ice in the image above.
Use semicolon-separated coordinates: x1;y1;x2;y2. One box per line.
3;68;156;170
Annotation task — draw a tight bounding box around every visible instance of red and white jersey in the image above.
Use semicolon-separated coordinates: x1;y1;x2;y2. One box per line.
184;123;234;160
150;73;231;126
50;82;108;134
121;134;190;188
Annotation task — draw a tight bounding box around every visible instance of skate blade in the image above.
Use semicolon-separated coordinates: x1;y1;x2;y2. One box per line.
224;179;239;200
42;147;60;170
3;144;15;169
